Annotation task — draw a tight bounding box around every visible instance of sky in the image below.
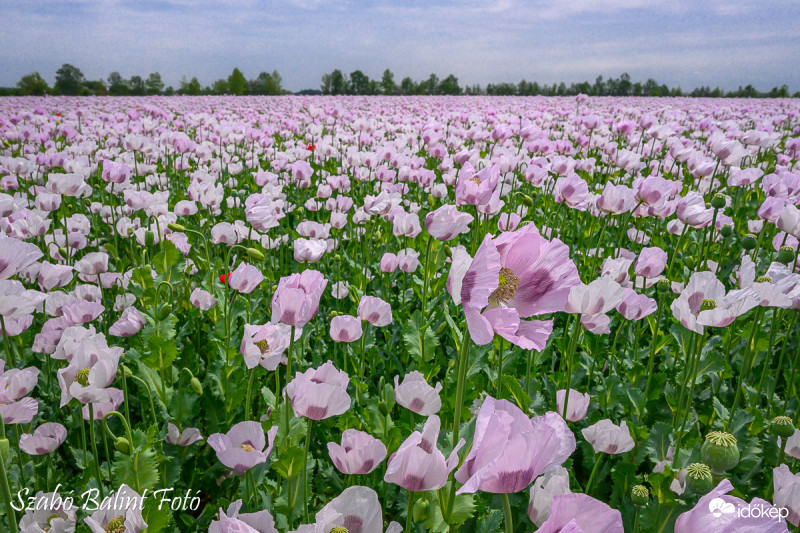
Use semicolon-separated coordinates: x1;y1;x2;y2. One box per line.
1;0;799;92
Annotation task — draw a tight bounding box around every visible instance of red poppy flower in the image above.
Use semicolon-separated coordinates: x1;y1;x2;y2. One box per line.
219;272;232;284
307;143;316;151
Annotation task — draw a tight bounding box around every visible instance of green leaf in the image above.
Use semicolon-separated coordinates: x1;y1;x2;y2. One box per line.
644;423;673;463
153;239;183;275
402;311;440;364
112;448;160;493
476;510;503;533
502;375;531;413
271;447;306;479
142;495;172;532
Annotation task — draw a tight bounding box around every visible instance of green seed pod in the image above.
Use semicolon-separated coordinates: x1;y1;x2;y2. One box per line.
412;497;430;522
656;278;672;291
742;233;757;250
158;304;172;320
114;437;130;454
755;275;773;283
190;377;203;396
711;193;726;210
701;431;739;475
777;246;795;265
330;528;348;533
167;223;186;232
247;248;265;261
427;194;436;206
720;225;732;238
685;463;714;495
631;485;649;506
700;298;717;311
145;230;155;247
771;416;796;439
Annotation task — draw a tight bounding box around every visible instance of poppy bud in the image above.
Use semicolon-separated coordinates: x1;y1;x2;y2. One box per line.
412;498;430;522
247;247;265;261
720;226;732;238
685;463;713;495
190;377;203;395
168;223;186;232
145;230;155;247
742;233;757;250
122;365;132;378
58;247;69;259
114;437;130;454
519;194;534;207
701;431;739;475
771;415;796;438
443;244;452;258
631;485;649;506
158;305;171;320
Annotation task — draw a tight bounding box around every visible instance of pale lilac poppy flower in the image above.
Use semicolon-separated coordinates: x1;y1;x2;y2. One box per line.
675;479;789;532
327;429;387;475
330;315;363;343
74;252;109;276
209;500;278;533
616;289;658;321
84;484;147;533
240;322;293;370
291;486;402;533
455;163;500;206
397;249;420;273
565;276;625;315
580;313;611;334
528;467;571;527
286;361;350;420
294;238;327;264
0;235;43;279
455;398;576;494
425;205;474;241
165;423;204;446
227;262;264;294
537;493;623;533
384;415;465;492
0;362;40;424
19;422;67;455
671;271;760;334
37;262;74;291
56;333;122;407
19;491;77;533
394;371;442;416
634;247;668;279
556;389;590;422
773;464;800;526
108;307;145;337
271;270;327;328
581;419;635;454
81;388;124;421
190;288;217;310
61;298;104;326
208;421;278;472
357;296;393;327
0;280;46;319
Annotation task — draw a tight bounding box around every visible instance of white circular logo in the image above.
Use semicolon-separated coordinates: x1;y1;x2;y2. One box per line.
708;497;736;518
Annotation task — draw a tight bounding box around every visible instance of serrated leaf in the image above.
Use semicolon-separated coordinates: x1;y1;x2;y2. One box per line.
644;422;673;463
476;509;503;533
113;448;160;493
502;375;531;412
402;311;440;364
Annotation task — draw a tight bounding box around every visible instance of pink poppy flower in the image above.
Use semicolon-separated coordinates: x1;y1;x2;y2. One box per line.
425;205;474;241
292;486;402;533
556;389;590;422
327;429;387;475
394;371;442;416
294;238;327;263
18;490;77;533
634;247;668;279
581;419;635;454
329;315;363;343
227;262;264;294
286;361;350;420
537;493;623;533
241;322;294;370
56;332;122;407
271;270;327;328
528;467;571;527
379;252;399;273
190;288;217;310
108;307;145;337
165;423;204;446
209;500;278;533
455;398;575;494
384;415;465;492
671;271;760;334
0;235;43;279
84;484;147;533
616;289;658;321
19;422;67;455
357;295;393;327
208;421;278;472
455;163;500;206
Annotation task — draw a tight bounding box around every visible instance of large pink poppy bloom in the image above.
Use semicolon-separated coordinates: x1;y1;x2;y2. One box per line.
448;223;580;350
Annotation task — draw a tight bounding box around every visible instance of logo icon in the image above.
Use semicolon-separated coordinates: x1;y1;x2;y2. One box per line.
709;498;735;518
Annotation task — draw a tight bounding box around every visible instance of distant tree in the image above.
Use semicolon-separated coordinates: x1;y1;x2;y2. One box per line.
164;86;175;96
84;80;107;96
107;72;129;95
380;69;396;95
212;79;230;94
439;74;461;95
320;73;332;94
16;72;49;95
399;77;416;95
250;71;283;95
129;75;145;95
328;70;348;95
54;64;86;95
423;74;440;95
618;72;632;96
145;72;164;95
228;68;248;95
349;70;370;95
179;76;202;95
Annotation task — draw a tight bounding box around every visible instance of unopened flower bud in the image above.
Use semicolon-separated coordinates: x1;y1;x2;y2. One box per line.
412;498;430;522
145;230;155;247
190;377;203;395
114;437;130;454
167;223;186;232
720;226;732;238
247;248;265;261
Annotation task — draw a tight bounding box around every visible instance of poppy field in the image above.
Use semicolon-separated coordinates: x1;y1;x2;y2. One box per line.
0;95;799;532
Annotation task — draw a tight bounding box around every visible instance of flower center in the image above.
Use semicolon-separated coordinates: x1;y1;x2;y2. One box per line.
755;275;772;283
700;298;716;311
240;444;256;452
73;368;90;387
105;516;126;533
705;431;736;447
469;176;481;185
686;463;711;480
330;527;349;533
255;339;270;355
490;267;520;303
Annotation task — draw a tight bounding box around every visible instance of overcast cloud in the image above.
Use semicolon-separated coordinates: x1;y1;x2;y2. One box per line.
1;0;798;91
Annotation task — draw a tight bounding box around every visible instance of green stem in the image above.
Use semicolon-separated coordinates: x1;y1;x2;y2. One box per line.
406;491;416;533
87;404;104;498
302;419;312;523
501;493;513;533
561;315;582;419
0;442;18;533
584;454;604;495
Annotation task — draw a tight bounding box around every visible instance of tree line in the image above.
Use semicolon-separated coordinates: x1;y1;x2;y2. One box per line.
4;64;797;98
319;69;797;98
5;65;285;96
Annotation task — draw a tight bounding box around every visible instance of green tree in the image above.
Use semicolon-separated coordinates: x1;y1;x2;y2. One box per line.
84;80;107;96
349;70;370;95
228;68;248;95
145;72;164;95
212;79;230;94
129;75;145;95
380;69;396;95
179;76;202;95
423;73;440;95
399;77;416;95
327;69;348;95
107;72;129;95
16;72;49;95
54;63;86;95
439;74;461;95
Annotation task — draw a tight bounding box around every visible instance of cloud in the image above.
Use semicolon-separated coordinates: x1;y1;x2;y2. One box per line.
0;0;797;91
